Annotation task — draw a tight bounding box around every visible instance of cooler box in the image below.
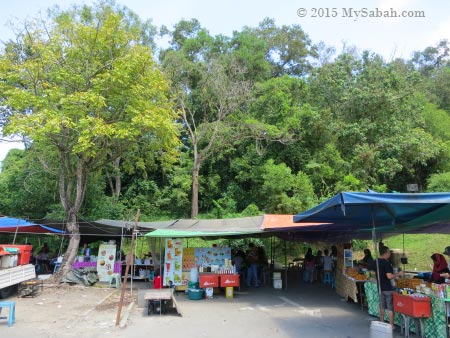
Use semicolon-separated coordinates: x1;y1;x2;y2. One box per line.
220;274;240;287
393;293;431;318
369;321;392;338
0;244;33;265
199;274;219;288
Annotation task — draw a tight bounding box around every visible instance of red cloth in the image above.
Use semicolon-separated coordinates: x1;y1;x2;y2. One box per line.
432;253;448;281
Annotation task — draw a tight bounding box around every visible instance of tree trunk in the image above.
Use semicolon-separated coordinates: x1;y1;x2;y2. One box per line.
52;211;80;282
51;158;87;283
191;151;200;219
113;157;121;202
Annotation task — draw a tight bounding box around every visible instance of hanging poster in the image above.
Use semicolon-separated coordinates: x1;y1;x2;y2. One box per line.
163;238;183;286
97;244;116;282
195;247;231;268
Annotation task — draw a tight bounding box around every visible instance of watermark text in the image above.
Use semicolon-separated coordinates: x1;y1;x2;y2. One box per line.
296;7;425;21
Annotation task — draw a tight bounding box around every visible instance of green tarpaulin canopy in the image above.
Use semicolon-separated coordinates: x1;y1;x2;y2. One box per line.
145;229;263;238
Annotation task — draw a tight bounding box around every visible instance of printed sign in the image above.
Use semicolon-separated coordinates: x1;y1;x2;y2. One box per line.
97;244;116;282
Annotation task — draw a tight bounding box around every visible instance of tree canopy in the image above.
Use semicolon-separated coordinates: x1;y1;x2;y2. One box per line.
0;0;179;278
1;11;450;227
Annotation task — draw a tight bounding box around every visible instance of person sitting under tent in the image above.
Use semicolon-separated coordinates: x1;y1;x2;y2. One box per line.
36;243;51;274
431;253;449;283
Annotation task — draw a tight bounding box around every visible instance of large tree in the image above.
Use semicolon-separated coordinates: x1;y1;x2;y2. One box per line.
0;1;179;279
161;19;252;218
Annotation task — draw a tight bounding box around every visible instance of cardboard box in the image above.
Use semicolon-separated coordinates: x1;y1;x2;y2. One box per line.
393;293;431;317
199;274;219;288
220;274;240;287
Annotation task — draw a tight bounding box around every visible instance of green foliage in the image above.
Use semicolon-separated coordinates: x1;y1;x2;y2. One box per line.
427;172;450;192
334;174;366;193
0;149;58;218
3;14;450;245
261;160;316;213
241;204;262;217
0;1;179;228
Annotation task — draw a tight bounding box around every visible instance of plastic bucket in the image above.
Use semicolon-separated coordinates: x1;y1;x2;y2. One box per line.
188;289;204;300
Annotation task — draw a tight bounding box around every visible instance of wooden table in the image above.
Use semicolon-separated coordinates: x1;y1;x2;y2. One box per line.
144;289;182;316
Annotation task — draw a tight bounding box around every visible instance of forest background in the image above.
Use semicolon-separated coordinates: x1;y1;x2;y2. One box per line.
1;1;450;271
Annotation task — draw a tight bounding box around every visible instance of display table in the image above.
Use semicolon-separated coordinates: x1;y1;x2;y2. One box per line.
72;261;122;275
365;281;447;338
336;273;366;306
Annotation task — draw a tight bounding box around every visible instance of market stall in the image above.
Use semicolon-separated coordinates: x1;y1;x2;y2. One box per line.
365;281;447;338
161;237;239;298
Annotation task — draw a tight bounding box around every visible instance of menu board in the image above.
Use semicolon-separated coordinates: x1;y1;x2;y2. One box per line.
182;247;196;270
195;247;231;268
163;238;183;286
97;244;116;282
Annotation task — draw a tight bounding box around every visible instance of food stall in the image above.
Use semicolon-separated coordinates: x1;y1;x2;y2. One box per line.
162;238;239;299
334;244;368;306
365;280;447;338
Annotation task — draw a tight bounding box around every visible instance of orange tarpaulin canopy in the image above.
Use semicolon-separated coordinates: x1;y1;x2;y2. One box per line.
261;214;329;230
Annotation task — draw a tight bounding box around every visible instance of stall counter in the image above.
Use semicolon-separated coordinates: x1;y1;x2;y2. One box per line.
364;281;447;338
336;273;366;304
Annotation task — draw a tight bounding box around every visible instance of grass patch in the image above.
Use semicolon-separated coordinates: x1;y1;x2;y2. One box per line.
379;234;449;271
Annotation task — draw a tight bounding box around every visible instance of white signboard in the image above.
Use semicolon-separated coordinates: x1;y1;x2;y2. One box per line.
97;244;116;282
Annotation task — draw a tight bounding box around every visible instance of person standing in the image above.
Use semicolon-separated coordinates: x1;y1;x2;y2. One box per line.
323;249;333;273
369;246;403;330
232;250;245;275
246;243;259;288
304;248;315;283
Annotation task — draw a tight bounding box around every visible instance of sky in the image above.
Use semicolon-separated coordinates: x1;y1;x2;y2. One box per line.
1;0;450;162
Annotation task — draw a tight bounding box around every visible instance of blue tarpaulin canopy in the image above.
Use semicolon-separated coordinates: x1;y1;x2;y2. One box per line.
288;192;450;241
0;217;64;234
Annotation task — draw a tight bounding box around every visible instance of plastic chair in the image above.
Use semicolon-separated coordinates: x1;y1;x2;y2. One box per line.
0;301;16;327
323;271;332;285
109;273;121;288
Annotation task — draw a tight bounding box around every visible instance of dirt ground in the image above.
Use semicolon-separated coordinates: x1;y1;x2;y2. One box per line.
1;277;405;338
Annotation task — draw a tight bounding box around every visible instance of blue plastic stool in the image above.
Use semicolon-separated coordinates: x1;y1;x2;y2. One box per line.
0;301;16;327
323;271;332;285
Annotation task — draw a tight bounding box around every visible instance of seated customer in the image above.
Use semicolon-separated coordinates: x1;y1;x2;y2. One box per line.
36;243;51;273
431;253;449;283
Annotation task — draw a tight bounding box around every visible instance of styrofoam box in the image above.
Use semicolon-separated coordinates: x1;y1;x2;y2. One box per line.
1;255;14;268
273;278;282;289
273;272;281;279
369;321;393;338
